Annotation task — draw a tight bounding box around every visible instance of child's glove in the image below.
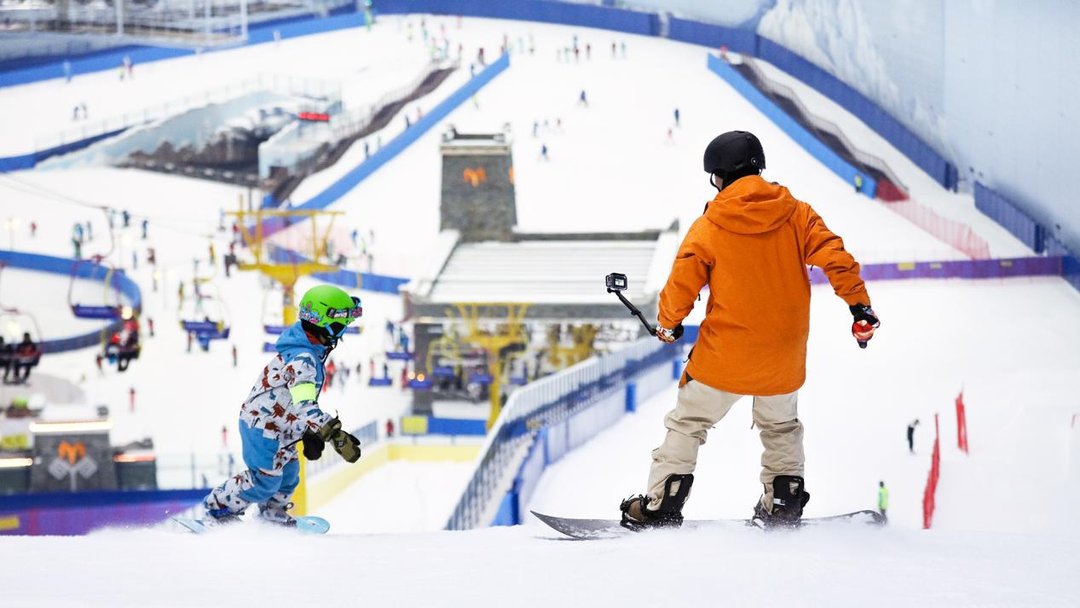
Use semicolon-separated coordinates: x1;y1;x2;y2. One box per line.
331;430;361;463
301;431;325;460
316;417;361;463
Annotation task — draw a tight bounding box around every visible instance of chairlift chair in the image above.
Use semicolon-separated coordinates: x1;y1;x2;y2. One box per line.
68;259;123;320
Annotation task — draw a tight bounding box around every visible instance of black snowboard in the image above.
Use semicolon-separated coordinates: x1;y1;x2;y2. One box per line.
531;510;885;540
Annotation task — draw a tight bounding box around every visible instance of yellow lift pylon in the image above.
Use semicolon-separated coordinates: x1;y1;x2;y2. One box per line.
226;205;349;517
447;303;531;430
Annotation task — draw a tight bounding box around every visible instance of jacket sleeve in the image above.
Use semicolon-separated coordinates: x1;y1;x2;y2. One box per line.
802;205;870;307
284;353;333;433
658;224;711;329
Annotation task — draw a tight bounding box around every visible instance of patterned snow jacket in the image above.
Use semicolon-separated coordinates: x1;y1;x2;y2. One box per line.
239;322;334;444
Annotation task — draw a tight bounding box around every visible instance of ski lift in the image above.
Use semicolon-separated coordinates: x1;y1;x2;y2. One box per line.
68;258;123;320
180;277;231;350
0;307;43;345
104;306;141;372
468;371;494;386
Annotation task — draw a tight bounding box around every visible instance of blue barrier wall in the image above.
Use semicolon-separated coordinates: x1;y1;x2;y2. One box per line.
377;0;659;36
973;182;1045;253
0;250;142;353
707;54;877;198
266;246;410;295
426;416;487;435
0;488;204;535
668;16;757;56
0;127;128;173
294;52;511;213
755;38;956;190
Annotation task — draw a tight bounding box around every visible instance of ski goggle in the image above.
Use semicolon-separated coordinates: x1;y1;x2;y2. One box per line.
326;297;363;321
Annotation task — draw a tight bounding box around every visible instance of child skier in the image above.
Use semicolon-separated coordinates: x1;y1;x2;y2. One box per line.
203;285;364;526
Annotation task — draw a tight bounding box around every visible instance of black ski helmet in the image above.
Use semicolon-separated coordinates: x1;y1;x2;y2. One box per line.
703;130;765;175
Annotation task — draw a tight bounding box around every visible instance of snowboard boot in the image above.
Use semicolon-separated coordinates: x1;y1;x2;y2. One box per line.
620;473;694;531
258;493;297;527
203;495;244;526
752;475;810;529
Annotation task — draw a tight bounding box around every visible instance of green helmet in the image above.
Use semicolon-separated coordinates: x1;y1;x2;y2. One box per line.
298;285;362;337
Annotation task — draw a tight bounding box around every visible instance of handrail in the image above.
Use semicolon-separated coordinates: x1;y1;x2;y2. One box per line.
445;337;677;530
740;57;908;193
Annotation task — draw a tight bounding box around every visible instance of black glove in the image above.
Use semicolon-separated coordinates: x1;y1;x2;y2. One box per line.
849;304;880;349
331;430;362;463
301;431;325;461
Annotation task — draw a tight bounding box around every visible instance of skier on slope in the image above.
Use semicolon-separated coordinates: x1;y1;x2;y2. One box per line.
619;131;879;529
203;285;364;526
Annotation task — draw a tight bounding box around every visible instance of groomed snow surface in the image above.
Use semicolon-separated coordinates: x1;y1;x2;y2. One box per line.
0;12;1078;608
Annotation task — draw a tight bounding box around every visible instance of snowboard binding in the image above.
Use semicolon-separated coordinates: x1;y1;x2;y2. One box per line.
751;475;810;529
620;474;694;531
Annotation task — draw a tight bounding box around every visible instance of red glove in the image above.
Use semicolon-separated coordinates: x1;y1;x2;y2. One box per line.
849;304;880;349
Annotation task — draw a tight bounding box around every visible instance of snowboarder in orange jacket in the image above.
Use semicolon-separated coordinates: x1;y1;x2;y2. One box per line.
621;131;879;529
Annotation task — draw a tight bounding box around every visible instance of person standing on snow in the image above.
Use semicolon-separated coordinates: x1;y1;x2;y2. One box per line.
620;131;879;530
877;481;889;521
202;285;364;526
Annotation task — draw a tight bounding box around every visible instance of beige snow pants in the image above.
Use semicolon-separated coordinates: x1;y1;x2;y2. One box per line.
645;376;804;511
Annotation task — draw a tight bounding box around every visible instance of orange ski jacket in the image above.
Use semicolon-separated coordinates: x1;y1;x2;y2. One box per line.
659;175;870;395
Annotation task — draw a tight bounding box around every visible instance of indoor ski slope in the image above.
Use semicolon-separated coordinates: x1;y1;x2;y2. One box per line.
0;11;1077;608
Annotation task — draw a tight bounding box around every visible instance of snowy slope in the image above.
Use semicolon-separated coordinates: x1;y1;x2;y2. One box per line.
0;15;1077;607
1;521;1077;607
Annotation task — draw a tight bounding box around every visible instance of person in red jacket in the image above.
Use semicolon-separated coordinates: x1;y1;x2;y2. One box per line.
620;131;879;529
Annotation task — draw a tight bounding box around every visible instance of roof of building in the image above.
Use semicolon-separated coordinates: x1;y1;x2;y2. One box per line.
404;227;679;322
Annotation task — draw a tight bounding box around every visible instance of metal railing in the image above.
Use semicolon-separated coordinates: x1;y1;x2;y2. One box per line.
259;57;458;180
32;72;341;153
741;57;909;193
445;337;677;530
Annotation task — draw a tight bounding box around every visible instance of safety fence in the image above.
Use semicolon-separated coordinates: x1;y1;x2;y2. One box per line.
975;183;1080;292
0;250;141;354
808;255;1062;284
880;198;991;260
445;337;679;530
923;413;941;530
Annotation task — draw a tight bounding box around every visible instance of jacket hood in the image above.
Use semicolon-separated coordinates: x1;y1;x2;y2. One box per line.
275;322;327;363
703;175;797;235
